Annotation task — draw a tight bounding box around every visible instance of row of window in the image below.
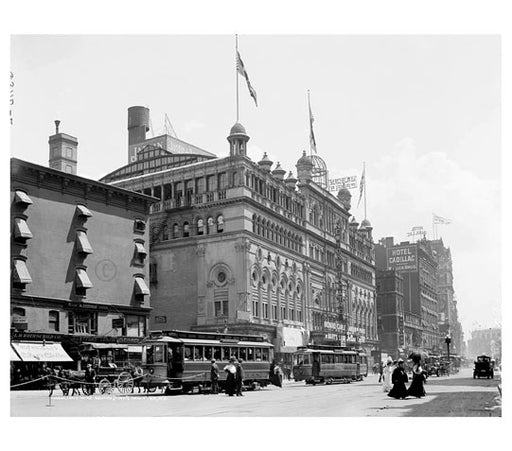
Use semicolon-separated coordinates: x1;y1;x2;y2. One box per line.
153;215;225;242
252;215;303;252
250;300;303;322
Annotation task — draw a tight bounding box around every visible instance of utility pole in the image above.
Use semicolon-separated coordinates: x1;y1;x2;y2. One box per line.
445;335;451;376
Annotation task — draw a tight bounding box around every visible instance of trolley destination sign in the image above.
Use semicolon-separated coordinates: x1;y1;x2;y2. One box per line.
386;245;418;272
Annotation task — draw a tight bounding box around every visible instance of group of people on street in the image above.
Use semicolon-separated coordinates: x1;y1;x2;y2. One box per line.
210;357;245;396
381;353;427;400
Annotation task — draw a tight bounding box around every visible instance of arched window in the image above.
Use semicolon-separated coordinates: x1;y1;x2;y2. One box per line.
173;223;179;239
256;217;261;235
49;310;60;331
12;307;25;318
162;224;169;241
217;215;224;233
183;222;190;237
207;217;214;234
252;214;257;233
197;218;204;235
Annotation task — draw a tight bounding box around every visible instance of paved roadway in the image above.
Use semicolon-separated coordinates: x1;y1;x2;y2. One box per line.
10;367;501;417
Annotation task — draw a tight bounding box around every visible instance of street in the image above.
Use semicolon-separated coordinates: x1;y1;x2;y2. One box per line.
10;367;501;417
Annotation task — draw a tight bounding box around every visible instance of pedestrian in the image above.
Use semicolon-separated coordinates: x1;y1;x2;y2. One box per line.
210;359;219;394
407;354;426;398
382;357;394;392
378;360;384;383
223;357;237;396
133;364;144;393
273;361;284;388
84;363;96;395
388;358;409;399
235;359;244;396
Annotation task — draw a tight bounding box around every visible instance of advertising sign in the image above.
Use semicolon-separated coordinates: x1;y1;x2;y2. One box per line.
328;175;358;192
387;245;418;272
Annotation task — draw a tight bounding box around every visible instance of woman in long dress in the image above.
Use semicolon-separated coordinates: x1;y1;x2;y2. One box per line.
382;357;394;392
388;359;409;399
407;355;426;398
223;357;237;396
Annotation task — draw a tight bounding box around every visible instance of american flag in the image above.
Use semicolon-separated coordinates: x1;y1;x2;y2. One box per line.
309;99;317;153
236;51;258;106
433;214;451;224
357;167;365;208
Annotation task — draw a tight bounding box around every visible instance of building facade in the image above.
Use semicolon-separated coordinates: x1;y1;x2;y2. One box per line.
467;328;501;361
101;107;378;363
11;128;155;378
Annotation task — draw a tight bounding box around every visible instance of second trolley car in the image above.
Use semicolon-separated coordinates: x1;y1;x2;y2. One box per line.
141;330;274;394
292;345;366;384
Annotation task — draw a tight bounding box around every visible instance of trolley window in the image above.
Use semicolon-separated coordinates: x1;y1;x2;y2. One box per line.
204;346;213;361
255;348;262;361
230;347;239;359
194;346;204;361
221;346;230;361
262;347;269;362
321;354;334;364
146;344;165;364
239;347;247;361
184;345;193;360
213;346;222;360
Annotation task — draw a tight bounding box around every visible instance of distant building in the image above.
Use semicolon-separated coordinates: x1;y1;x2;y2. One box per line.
101;107;378;364
11;123;155;378
375;237;440;353
467;328;501;361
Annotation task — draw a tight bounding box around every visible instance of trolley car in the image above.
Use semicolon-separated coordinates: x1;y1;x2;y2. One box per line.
141;330;274;394
292;345;366;384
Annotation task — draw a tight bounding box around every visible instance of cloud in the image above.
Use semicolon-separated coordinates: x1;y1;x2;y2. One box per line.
369;138;501;334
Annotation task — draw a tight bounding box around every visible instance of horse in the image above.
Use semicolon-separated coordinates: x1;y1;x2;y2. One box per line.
58;369;86;396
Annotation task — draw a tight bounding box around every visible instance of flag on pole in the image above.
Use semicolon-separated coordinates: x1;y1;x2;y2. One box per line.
236;51;258;106
309;98;317;153
433;213;451;224
357;167;365;207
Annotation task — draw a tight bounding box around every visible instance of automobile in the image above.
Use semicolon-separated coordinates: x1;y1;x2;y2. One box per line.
473;355;494;379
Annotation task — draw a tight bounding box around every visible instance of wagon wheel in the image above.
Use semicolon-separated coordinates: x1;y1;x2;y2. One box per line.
116;371;134;394
98;378;113;395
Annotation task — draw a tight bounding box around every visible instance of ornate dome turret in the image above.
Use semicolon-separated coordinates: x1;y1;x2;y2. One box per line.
272;162;286;180
296;150;314;183
258;152;273;172
360;218;372;229
227;122;249;157
350;216;359;228
285;171;297;189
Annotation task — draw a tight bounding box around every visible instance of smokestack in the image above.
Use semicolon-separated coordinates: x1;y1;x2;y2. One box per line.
55;120;61;134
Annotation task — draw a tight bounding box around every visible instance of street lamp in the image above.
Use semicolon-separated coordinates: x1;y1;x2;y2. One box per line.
445;335;451;376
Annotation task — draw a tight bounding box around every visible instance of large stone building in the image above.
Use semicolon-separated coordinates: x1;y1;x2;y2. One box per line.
100;107;378;364
467;327;501;361
375;237;440;353
11;122;155;381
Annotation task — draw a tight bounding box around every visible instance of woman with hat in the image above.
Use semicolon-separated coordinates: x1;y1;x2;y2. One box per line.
407;353;426;398
223;356;237;396
382;356;394;392
388;359;409;399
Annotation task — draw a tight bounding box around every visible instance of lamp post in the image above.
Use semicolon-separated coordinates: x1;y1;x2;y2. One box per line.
445;335;451;376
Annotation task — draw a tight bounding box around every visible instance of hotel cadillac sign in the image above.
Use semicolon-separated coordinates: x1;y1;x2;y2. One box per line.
387;245;418;272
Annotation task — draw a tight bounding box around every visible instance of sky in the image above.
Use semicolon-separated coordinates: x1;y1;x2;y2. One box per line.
9;34;501;340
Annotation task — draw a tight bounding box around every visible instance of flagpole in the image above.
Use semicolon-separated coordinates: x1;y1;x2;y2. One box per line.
363;161;367;220
307;90;311;156
236;35;240;122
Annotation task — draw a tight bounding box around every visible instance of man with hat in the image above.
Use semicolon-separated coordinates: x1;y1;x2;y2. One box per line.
210;359;219;394
388;358;409;399
84;363;96;395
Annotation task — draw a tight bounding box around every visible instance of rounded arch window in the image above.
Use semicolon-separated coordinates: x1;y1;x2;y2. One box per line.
217;215;224;233
207;217;214;234
183;222;190;237
217;271;226;284
173;223;179;239
261;274;267;285
197;218;204;235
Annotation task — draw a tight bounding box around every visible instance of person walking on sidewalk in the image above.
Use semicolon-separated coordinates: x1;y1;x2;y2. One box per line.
235;359;244;396
210;359;219;394
388;358;409;399
382;357;394;392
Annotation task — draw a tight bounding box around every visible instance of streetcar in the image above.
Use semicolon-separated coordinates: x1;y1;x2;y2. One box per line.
356;351;369;378
292;345;362;384
140;330;274;394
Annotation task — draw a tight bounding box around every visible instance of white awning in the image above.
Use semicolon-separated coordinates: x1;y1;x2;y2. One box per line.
76;268;93;288
82;342;128;350
76;231;93;254
14;217;33;240
128;345;143;354
11;346;21;361
135;242;147;257
76;204;92;217
14;190;33;205
134;277;150;295
13;259;32;284
12;342;73;362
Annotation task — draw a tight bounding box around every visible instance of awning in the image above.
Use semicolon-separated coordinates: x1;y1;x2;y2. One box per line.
14;190;33;205
76;268;93;288
134;277;150;295
76;231;93;254
82;342;128;350
128;345;143;353
14;217;33;240
13;259;32;284
12;342;73;362
11;346;21;361
135;242;147;257
282;326;304;347
76;204;93;217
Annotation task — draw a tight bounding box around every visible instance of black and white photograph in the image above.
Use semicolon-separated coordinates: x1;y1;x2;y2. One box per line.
3;1;508;448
